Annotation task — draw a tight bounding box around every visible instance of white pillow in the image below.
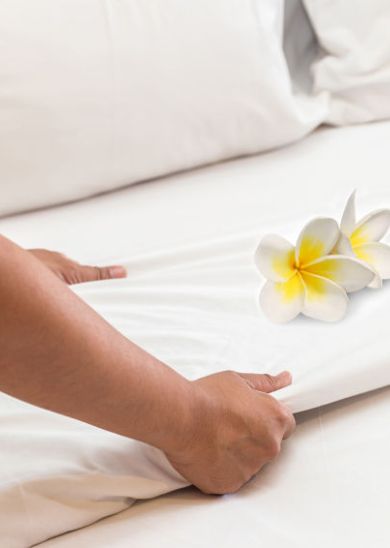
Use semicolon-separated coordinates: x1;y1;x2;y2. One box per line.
0;0;325;217
283;0;319;93
303;0;390;124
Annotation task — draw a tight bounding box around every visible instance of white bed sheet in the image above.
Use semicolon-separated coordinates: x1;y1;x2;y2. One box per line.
39;387;390;548
2;121;390;415
0;122;389;547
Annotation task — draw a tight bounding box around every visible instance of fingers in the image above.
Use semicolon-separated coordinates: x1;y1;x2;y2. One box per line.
238;370;292;393
96;265;127;280
78;264;127;283
28;248;127;284
279;403;296;440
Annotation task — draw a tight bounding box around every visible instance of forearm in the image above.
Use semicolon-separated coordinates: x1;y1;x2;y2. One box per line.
0;235;194;454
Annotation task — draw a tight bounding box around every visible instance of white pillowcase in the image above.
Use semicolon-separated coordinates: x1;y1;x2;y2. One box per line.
283;0;319;93
303;0;390;124
0;0;325;217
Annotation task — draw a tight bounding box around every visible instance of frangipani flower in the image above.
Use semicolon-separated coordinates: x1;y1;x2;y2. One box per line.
255;218;374;323
335;191;390;288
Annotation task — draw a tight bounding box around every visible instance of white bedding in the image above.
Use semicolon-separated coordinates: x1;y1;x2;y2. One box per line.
0;122;389;546
39;387;390;548
303;0;390;125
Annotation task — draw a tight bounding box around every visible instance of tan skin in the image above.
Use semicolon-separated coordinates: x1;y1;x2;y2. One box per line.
0;235;295;495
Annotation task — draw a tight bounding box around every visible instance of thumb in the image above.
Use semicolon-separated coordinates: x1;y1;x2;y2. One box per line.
238;371;292;393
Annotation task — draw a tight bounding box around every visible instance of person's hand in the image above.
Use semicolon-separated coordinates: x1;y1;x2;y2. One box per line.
166;370;295;495
28;249;127;285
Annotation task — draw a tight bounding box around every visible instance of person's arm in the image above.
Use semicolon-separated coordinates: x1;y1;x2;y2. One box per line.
0;234;295;494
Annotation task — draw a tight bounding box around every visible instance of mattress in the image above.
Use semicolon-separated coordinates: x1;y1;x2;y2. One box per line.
0;121;389;547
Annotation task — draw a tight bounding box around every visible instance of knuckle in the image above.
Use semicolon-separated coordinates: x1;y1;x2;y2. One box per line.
276;404;293;424
267;397;288;418
262;373;274;388
276;405;296;434
96;267;110;280
288;411;296;430
264;438;281;460
94;266;103;280
222;370;239;381
265;394;282;414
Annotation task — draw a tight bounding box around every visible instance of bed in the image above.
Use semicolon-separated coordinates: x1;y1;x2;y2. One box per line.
1;120;389;547
1;1;390;545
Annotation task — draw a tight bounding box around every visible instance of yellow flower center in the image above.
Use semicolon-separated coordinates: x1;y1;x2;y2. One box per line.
297;235;326;268
272;248;296;279
275;272;302;302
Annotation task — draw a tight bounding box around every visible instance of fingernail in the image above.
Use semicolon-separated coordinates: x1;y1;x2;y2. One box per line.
109;265;127;278
278;371;292;381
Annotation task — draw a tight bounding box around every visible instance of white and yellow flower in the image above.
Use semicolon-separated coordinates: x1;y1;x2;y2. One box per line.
335;191;390;288
255;218;374;323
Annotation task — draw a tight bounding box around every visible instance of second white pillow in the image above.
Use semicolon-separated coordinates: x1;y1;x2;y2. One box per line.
303;0;390;125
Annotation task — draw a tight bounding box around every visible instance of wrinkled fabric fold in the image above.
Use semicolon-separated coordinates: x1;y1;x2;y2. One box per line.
73;234;390;415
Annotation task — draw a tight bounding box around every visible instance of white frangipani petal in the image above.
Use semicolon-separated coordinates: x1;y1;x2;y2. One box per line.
338;191;390;287
259;274;304;324
353;242;390;280
296;217;340;267
303;255;374;293
301;273;349;322
332;232;354;256
340;190;356;236
350;209;390;247
367;269;382;289
254;234;295;282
